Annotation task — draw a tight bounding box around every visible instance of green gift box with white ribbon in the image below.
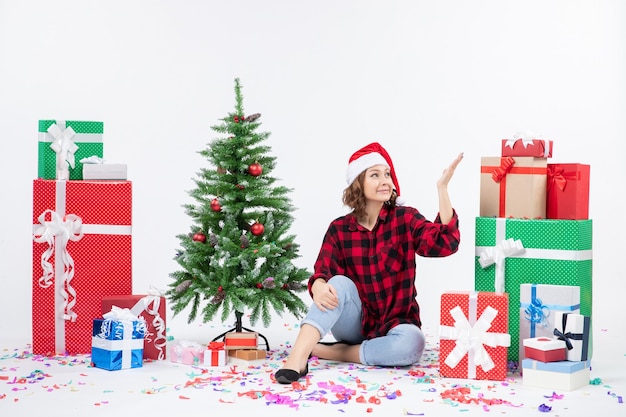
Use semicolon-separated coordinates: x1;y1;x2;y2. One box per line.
38;120;104;180
474;217;592;362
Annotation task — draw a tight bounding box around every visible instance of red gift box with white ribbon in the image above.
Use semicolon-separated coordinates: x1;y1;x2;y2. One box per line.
32;179;132;355
439;291;510;381
101;293;167;360
501;136;553;158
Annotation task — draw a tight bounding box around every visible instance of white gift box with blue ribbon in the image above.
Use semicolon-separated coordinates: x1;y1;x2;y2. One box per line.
519;283;580;361
522;358;591;391
91;307;146;371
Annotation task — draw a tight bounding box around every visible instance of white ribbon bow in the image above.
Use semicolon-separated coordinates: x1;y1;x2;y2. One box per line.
32;209;84;321
48;122;78;178
104;306;138;321
130;287;167;360
478;238;525;293
440;305;511;374
504;131;538;149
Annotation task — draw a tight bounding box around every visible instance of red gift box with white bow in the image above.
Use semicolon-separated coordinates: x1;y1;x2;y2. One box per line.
101;294;167;360
439;291;510;381
32;179;132;355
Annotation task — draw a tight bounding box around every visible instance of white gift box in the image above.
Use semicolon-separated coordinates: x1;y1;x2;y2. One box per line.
83;163;128;180
204;346;227;366
522;359;591;391
553;312;591;361
519;284;580;360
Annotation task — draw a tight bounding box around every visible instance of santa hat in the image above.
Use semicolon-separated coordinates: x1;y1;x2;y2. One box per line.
346;142;405;205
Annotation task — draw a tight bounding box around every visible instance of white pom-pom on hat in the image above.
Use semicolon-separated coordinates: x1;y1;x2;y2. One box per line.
346;142;404;205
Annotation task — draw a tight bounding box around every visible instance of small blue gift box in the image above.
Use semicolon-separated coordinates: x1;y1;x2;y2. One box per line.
91;317;146;371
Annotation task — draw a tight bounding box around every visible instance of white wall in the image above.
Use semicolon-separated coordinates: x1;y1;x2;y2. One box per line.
1;1;624;342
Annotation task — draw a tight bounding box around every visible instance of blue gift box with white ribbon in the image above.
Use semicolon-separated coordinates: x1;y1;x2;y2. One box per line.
91;307;146;371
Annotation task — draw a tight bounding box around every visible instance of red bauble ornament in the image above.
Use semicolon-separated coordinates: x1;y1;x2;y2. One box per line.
210;198;221;212
250;222;264;236
248;162;263;177
256;283;263;289
192;232;207;243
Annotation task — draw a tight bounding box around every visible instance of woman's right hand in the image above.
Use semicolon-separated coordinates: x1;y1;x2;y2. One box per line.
312;279;339;312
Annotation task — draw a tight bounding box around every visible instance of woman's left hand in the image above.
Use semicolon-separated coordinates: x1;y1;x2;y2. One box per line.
437;152;464;189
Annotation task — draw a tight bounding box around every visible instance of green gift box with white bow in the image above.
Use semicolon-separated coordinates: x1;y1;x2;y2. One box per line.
38;120;104;180
474;216;592;362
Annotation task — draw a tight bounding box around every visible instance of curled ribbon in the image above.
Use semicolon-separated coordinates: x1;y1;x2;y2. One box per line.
478;238;525;293
47;122;78;179
524;297;549;328
130;288;167;360
32;209;84;321
491;157;515;183
439;306;511;373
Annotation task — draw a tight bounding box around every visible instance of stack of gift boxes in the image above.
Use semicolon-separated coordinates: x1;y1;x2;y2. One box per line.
32;119;267;370
31;119;168;370
169;332;266;367
439;134;592;391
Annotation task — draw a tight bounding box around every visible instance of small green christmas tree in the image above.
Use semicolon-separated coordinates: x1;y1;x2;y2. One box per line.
167;78;310;335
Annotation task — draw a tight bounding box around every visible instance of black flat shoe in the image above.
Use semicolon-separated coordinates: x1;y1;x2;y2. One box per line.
318;341;342;346
275;363;309;384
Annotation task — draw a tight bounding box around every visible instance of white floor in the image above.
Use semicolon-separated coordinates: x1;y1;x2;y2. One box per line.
1;314;624;417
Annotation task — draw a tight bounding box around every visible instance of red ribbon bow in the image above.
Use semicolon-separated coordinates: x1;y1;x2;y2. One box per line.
491;157;515;183
208;341;225;350
547;166;568;191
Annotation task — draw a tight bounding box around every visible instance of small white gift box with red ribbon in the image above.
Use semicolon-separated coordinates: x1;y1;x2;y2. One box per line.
204;341;227;367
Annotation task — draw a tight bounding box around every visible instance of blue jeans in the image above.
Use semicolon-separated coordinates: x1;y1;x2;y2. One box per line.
301;275;425;367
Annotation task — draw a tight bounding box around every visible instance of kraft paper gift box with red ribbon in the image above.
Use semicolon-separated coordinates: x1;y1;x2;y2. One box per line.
224;332;258;350
553;312;591;361
439;291;511;381
228;349;267;361
480;156;547;219
519;283;580;361
169;340;205;366
38;120;104;180
501;136;553;158
32;179;132;355
474;216;592;362
547;163;591;220
101;293;167;360
91;307;146;371
522;358;591;391
523;337;567;362
204;341;227;367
